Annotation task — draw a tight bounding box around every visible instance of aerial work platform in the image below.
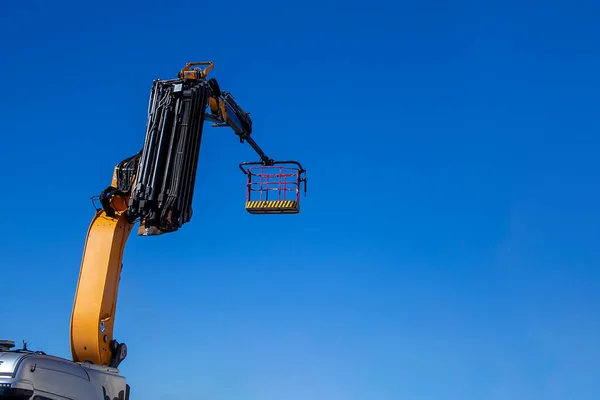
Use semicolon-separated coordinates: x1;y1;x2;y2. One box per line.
61;60;309;400
240;162;306;214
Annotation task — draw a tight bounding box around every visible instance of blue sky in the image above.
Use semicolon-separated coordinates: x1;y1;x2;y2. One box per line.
1;0;599;399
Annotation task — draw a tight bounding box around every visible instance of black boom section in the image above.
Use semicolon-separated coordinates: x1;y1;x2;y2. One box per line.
128;78;209;234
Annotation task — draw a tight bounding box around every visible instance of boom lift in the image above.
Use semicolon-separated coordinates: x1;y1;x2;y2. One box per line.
0;62;307;400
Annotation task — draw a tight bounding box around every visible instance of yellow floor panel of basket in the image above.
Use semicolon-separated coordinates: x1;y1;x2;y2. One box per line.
245;200;299;214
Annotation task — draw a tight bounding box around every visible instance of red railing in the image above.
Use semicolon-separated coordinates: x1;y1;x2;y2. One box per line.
245;166;301;203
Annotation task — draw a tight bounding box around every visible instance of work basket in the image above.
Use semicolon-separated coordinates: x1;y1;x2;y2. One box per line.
239;162;306;214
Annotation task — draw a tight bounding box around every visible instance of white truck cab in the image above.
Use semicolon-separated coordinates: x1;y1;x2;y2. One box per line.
0;340;129;400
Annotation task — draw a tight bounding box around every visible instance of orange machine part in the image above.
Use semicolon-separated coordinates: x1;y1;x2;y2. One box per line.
70;208;134;366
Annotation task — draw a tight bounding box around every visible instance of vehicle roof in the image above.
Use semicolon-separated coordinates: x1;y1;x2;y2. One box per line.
0;352;26;376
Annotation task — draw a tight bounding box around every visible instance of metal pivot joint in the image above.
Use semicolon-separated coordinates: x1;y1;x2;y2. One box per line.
178;61;214;80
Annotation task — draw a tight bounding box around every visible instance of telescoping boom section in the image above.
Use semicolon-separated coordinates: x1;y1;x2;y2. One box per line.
70;61;307;369
128;76;210;235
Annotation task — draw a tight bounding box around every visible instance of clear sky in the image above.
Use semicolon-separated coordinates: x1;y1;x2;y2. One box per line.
1;1;599;399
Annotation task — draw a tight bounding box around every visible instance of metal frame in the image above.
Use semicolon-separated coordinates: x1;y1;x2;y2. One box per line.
239;161;307;201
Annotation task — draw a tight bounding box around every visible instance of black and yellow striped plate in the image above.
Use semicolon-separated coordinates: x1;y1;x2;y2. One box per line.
245;200;299;213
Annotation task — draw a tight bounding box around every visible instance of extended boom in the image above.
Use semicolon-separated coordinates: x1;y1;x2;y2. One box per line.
70;62;307;368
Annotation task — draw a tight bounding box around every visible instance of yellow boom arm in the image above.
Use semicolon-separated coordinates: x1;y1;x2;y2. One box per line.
70;191;133;367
